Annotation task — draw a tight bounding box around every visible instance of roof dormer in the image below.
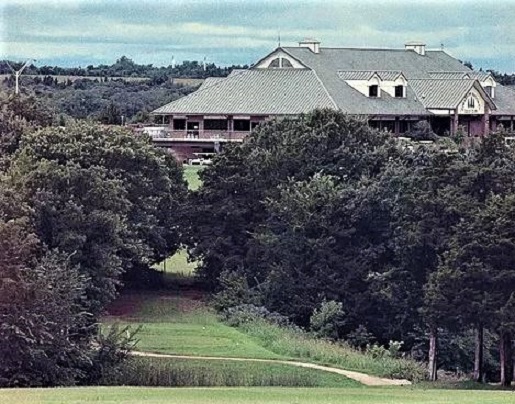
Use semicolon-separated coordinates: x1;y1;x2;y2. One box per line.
252;49;307;69
368;74;381;98
481;75;496;99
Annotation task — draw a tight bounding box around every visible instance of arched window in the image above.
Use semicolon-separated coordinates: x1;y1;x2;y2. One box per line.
268;58;280;68
282;58;293;68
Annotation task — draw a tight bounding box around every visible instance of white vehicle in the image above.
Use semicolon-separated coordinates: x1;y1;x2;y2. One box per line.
188;157;212;166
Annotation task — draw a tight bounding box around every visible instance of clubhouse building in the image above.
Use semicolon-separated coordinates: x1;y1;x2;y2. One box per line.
150;40;515;161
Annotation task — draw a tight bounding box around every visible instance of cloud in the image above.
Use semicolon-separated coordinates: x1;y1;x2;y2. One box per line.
1;0;514;72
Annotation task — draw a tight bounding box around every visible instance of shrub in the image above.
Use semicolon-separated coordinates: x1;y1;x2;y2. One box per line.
310;299;345;339
222;304;291;327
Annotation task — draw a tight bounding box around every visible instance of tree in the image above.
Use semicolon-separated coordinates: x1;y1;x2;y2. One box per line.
7;123;187;313
0;184;87;387
187;110;397;292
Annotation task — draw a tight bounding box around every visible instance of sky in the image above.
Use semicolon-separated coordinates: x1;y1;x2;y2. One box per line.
1;0;514;73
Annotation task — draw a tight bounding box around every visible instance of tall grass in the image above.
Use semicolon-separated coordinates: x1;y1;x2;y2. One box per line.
235;319;426;382
102;357;361;388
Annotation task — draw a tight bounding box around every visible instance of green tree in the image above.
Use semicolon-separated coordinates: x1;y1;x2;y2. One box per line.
187;110;396;292
8;123;187;312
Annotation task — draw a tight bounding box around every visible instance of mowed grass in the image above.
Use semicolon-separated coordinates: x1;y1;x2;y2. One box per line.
183;165;204;191
3;387;515;404
103;293;283;359
152;249;197;276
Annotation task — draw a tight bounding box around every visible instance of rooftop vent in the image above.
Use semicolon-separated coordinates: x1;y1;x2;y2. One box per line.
405;41;426;56
299;38;320;54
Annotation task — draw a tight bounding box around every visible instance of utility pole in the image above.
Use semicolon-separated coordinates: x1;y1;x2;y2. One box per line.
6;59;35;95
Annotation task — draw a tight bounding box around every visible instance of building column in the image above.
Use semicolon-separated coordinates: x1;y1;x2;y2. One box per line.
227;116;233;140
394;117;400;135
451;109;459;136
483;106;490;137
510;116;514;133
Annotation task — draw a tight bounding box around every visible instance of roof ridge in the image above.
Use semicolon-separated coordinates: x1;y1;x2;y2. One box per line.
312;70;340;111
410;78;477;81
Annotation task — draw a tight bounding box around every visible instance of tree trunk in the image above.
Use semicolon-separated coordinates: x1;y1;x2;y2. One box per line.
428;329;438;381
473;326;484;383
500;331;513;387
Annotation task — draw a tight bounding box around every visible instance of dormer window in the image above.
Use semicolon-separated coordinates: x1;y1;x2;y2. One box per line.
485;86;493;98
395;85;404;98
267;57;294;69
369;85;379;97
269;58;280;68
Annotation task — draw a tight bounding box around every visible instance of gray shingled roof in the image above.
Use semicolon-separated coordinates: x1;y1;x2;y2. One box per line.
197;77;225;90
337;70;403;81
282;47;469;78
153;69;337;115
410;79;474;109
280;48;430;115
153;45;515;118
409;79;494;110
492;85;515;116
428;71;492;80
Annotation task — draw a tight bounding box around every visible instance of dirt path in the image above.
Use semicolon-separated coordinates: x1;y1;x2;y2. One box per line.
131;351;411;386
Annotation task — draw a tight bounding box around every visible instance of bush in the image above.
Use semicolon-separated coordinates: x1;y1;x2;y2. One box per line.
222;304;291;327
212;271;255;311
310;300;345;339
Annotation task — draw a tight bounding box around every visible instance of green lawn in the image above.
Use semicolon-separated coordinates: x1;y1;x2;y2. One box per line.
3;387;514;404
183;165;204;191
103;294;283;359
152;249;197;276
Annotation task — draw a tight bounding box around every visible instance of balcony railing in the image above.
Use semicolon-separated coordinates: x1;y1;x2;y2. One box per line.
142;127;248;142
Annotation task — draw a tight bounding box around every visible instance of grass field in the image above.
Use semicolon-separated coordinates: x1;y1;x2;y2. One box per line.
2;387;515;404
151;165;204;275
152;249;197;276
105;357;360;388
183;165;204;191
103;293;283;359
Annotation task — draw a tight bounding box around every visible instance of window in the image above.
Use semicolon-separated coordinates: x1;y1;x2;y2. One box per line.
282;59;293;68
269;58;280;68
467;97;475;109
234;119;251;131
382;121;395;133
204;119;228;131
485;86;493;98
395;85;404;98
173;119;186;130
369;85;379;97
399;121;410;133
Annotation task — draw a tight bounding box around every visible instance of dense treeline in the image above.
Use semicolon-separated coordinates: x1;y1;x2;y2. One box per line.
186;110;515;385
1;75;196;124
0;95;187;386
0;56;248;80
